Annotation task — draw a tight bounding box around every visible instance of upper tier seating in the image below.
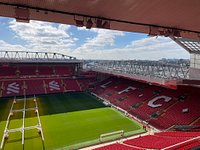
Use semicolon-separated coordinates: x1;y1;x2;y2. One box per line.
18;66;36;76
37;66;53;75
55;66;74;76
0;66;17;77
0;65;76;78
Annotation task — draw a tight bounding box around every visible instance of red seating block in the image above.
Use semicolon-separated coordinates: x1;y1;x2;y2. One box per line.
94;143;142;150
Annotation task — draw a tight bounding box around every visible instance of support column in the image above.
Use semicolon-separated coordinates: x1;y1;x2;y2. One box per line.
189;53;200;79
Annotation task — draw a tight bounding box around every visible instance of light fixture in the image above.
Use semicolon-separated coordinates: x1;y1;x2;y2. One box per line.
75;20;84;27
86;18;93;29
74;15;84;27
96;19;110;29
15;7;30;23
173;30;181;37
96;19;103;28
102;21;110;29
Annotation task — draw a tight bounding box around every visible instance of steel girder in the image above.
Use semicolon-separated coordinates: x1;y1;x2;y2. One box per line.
84;59;189;80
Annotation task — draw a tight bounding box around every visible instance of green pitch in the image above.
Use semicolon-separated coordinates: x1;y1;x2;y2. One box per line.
0;92;145;150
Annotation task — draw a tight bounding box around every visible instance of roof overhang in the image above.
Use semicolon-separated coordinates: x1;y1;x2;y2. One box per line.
171;37;200;54
0;0;200;40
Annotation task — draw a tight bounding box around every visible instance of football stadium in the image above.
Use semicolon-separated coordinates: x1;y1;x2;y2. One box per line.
0;1;200;150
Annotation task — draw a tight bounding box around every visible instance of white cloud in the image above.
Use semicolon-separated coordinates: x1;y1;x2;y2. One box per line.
126;36;177;51
8;20;74;53
77;27;88;31
76;28;124;52
127;36;169;48
0;40;26;51
74;36;189;60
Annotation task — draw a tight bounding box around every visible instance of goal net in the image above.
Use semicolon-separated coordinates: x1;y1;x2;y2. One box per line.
100;130;124;142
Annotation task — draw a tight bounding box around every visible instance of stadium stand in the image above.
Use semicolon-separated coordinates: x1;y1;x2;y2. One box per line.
124;135;189;149
25;79;45;95
18;66;37;76
37;66;53;75
92;76;200;130
94;131;200;150
1;61;200;150
177;141;200;150
64;79;81;92
0;60;85;98
0;66;17;77
0;81;2;97
0;64;76;78
78;78;93;91
44;78;64;93
1;80;24;97
0;78;85;97
1;64;200;150
0;78;89;97
129;90;180;121
0;0;199;148
150;93;200;129
55;66;74;76
193;119;200;126
94;143;143;150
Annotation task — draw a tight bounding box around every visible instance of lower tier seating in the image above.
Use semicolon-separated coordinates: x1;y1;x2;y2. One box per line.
93;77;200;130
0;78;88;97
94;143;143;150
177;141;200;150
94;131;200;150
124;135;189;149
26;79;45;95
1;80;24;97
64;79;81;92
44;78;64;93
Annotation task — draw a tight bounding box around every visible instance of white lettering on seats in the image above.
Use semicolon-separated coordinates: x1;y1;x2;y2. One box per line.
101;81;112;88
148;96;172;108
118;86;136;94
49;81;60;91
6;82;20;94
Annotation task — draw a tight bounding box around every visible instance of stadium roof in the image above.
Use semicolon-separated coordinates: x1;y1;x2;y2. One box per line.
172;37;200;54
0;51;80;64
0;0;200;40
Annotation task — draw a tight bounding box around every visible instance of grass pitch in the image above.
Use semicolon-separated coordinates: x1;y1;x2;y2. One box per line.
0;92;145;150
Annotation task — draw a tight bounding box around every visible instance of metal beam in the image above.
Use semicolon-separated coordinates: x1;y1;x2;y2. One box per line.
84;59;189;80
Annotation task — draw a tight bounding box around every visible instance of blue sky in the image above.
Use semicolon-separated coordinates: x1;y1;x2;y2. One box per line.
0;17;189;60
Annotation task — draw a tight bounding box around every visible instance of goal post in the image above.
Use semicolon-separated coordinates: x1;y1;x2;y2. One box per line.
100;130;124;142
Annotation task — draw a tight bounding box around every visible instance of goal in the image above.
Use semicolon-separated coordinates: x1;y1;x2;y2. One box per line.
100;130;124;142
